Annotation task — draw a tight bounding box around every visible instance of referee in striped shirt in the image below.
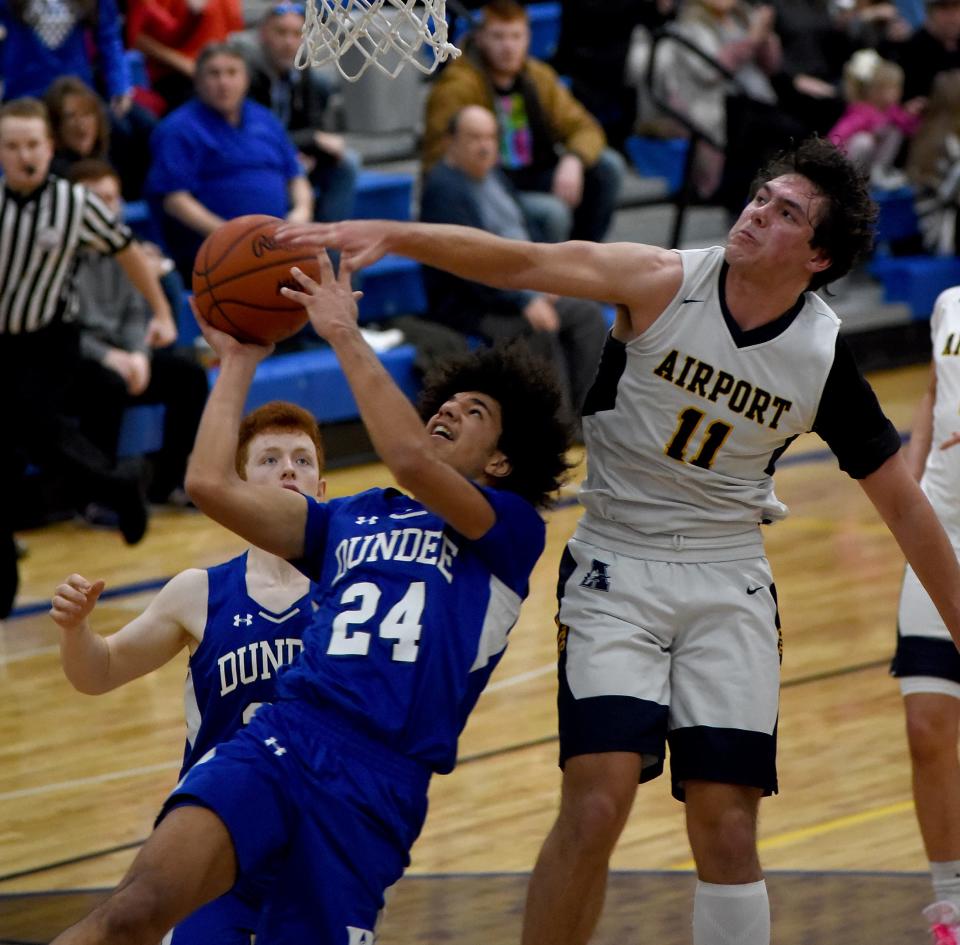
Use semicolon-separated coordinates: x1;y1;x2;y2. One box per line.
0;97;177;620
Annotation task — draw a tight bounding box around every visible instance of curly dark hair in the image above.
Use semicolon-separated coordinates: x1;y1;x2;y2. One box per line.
418;343;574;509
751;136;878;291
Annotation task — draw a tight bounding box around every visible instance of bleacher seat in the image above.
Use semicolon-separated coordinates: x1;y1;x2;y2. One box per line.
117;404;166;458
872;186;919;245
357;255;427;321
450;1;561;60
352;171;415;221
527;2;562;60
123;199;164;245
210;345;420;424
869;254;960;319
624;136;688;196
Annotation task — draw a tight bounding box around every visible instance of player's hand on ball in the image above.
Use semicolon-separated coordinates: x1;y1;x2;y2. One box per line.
190;298;274;363
50;574;105;631
281;251;363;342
275;220;392;271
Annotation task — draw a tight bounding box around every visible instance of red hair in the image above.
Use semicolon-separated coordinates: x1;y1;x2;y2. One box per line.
481;0;528;25
235;401;325;478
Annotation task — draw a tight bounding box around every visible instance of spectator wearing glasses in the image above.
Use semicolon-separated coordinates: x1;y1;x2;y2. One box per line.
245;1;360;223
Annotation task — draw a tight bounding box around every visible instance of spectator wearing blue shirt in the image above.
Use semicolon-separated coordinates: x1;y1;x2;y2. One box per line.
146;42;313;278
0;0;132;114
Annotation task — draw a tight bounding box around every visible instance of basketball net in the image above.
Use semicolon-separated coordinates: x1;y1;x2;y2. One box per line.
296;0;461;82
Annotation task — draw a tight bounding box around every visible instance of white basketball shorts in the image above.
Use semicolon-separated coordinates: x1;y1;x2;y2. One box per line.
556;535;782;801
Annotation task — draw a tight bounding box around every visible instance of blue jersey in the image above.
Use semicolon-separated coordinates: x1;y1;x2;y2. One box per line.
181;552;313;776
282;486;545;773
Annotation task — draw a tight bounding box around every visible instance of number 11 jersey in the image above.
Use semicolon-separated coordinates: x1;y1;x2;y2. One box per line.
579;246;900;544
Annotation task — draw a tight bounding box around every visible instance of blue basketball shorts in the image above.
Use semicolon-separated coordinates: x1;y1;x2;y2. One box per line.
161;702;431;945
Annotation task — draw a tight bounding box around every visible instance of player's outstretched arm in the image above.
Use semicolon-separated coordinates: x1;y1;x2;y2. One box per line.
283;253;498;538
860;451;960;647
275;220;681;332
51;570;204;694
185;312;314;557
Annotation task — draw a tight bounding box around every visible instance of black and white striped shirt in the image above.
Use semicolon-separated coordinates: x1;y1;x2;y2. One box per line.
0;175;132;335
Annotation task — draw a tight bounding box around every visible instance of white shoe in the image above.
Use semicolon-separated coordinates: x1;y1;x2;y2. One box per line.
923;901;960;944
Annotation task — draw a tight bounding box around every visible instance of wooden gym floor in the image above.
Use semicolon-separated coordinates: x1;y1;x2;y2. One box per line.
0;362;942;943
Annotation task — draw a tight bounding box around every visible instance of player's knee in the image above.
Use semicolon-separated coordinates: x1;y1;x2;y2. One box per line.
906;706;956;764
557;785;631;855
689;802;758;868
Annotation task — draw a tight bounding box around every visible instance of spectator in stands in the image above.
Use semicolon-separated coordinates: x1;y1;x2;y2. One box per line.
145;42;313;279
828;48;922;186
126;0;245;111
651;0;783;200
244;1;360;223
552;0;674;152
768;0;855;136
906;69;960;254
886;0;960;100
68;160;208;507
45;77;156;202
0;0;132;113
0;98;177;617
420;105;607;427
422;0;625;243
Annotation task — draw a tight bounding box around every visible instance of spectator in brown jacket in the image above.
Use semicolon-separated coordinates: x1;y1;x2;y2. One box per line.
421;0;625;242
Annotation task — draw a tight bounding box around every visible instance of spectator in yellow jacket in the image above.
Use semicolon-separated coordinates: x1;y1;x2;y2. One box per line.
421;0;625;242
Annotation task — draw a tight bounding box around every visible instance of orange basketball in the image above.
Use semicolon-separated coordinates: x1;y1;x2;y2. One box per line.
191;215;320;345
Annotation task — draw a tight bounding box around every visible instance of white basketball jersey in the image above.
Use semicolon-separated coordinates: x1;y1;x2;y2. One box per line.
580;246;841;540
922;287;960;534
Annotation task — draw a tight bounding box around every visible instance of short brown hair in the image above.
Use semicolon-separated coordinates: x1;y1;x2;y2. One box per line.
235;401;325;478
480;0;528;25
195;42;249;78
44;77;110;157
67;158;120;186
0;97;53;138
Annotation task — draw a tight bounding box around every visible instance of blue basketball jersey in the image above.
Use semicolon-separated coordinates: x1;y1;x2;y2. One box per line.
181;552;314;776
281;486;545;773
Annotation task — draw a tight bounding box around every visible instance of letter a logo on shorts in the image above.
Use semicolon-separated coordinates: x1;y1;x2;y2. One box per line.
347;927;375;945
580;559;611;592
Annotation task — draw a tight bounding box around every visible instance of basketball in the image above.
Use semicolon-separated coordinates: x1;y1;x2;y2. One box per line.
191;214;321;345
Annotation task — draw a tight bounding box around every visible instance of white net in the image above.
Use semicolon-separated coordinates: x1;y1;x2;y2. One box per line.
296;0;461;82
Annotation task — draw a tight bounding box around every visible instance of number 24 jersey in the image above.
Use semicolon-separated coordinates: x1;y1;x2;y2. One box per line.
279;485;545;774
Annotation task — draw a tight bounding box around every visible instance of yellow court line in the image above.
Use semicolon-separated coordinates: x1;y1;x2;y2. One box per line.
668;799;915;870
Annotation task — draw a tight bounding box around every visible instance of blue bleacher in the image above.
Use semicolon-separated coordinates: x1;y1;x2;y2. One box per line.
450;1;561;60
624;136;688;196
357;255;427;321
117;339;421;457
872;186;920;245
352;171;414;221
527;2;562;61
869;253;960;319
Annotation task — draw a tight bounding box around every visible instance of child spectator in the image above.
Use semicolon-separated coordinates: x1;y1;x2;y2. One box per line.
68;159;208;507
829;48;923;185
